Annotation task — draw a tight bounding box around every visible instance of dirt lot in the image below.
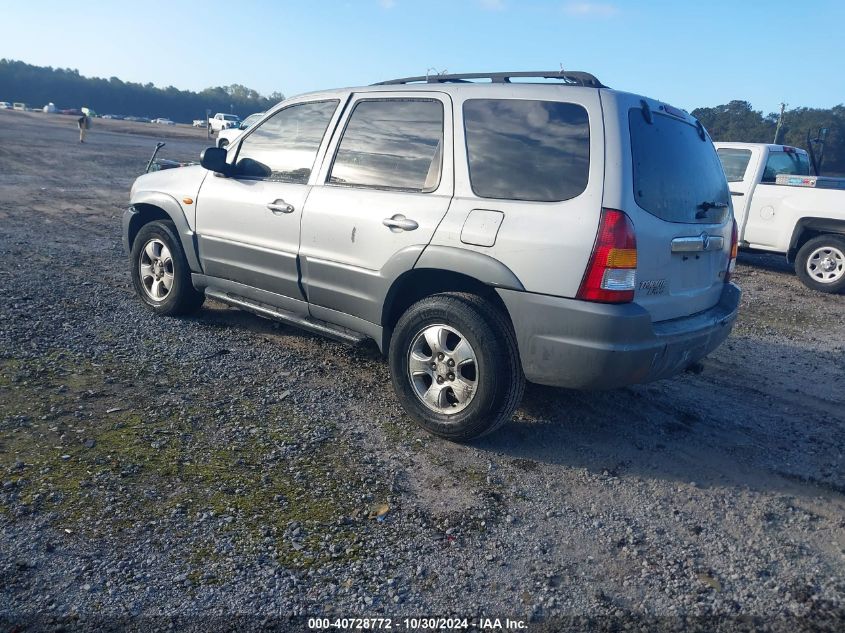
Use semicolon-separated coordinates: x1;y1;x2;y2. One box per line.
1;109;844;631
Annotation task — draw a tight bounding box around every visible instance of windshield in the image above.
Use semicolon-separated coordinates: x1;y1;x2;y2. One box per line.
629;110;730;224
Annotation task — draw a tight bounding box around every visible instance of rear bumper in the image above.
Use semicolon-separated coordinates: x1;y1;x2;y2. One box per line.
497;283;741;389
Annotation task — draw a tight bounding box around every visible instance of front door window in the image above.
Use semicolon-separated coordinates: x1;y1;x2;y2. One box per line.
234;100;339;183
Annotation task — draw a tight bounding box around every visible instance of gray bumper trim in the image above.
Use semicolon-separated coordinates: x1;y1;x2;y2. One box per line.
497;284;741;389
121;206;136;257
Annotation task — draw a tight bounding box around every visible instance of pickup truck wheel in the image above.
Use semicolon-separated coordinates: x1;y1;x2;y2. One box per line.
795;235;845;293
130;221;204;315
389;293;524;441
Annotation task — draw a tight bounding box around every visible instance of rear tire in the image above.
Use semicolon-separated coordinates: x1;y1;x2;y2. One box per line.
389;292;524;441
129;220;204;316
795;234;845;294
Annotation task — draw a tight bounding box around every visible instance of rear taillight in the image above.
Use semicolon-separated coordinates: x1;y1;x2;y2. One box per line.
577;208;637;303
725;218;738;283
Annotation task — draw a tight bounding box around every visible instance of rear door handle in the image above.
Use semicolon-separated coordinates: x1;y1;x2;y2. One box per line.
382;214;419;232
671;234;724;253
267;199;295;214
730;191;744;196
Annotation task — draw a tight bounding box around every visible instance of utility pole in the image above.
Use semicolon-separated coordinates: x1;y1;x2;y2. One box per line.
773;102;787;144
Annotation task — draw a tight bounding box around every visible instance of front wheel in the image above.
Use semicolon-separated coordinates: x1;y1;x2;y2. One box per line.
129;221;204;315
795;234;845;294
389;293;524;441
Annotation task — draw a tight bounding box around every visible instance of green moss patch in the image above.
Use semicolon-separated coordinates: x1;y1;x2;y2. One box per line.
1;353;381;569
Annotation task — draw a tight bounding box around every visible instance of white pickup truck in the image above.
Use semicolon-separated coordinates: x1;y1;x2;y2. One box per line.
207;112;240;133
715;142;845;293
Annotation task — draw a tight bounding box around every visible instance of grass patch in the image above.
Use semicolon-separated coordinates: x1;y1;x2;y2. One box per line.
0;353;380;569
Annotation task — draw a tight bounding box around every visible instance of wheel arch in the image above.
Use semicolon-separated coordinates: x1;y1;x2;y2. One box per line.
380;248;524;353
787;217;845;263
124;193;202;272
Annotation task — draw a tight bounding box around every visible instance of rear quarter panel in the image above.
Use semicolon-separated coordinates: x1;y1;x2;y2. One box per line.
429;85;605;298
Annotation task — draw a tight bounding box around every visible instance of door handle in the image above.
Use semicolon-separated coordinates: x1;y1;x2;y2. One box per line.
730;191;744;196
382;214;419;232
267;199;295;214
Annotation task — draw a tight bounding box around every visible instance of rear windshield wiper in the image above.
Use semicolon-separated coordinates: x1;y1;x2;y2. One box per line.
695;200;728;219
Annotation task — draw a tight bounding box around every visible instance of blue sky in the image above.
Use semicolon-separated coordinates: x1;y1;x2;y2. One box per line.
5;0;844;114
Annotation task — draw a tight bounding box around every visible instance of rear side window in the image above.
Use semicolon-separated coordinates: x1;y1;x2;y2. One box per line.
762;151;811;183
235;100;338;183
629;111;730;224
717;148;752;182
463;99;590;202
329;99;444;192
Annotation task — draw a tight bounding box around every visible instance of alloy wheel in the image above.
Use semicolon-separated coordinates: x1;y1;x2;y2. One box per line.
408;324;478;415
139;238;174;301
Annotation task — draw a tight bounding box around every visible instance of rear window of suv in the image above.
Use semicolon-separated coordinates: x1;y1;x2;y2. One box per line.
629;110;730;224
463;99;590;202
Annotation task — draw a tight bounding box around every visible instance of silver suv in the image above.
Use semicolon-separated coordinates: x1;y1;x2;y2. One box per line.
123;71;741;440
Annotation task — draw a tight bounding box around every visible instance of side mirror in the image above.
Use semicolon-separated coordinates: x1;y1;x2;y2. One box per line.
200;147;232;176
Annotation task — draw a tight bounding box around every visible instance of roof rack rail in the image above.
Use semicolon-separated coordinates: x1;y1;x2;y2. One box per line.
374;70;606;88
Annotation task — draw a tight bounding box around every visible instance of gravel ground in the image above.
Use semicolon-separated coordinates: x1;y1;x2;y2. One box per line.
1;110;844;632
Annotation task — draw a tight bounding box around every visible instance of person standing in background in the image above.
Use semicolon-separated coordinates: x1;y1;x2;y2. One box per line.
78;113;90;143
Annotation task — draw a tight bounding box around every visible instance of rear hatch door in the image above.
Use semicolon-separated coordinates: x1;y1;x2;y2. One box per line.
622;98;733;322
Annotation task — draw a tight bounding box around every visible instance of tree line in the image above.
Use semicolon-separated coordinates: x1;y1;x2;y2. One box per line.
692;100;845;176
0;59;283;123
2;59;844;175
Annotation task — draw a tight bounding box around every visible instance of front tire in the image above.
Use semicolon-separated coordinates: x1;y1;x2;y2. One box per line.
389;293;524;441
129;220;204;315
795;234;845;294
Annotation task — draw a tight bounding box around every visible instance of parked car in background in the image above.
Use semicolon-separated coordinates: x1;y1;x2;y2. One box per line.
192;119;207;128
12;102;26;111
125;116;151;123
715;142;845;293
208;112;240;132
101;114;124;120
152;118;176;125
0;101;13;109
123;70;740;440
216;111;265;148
